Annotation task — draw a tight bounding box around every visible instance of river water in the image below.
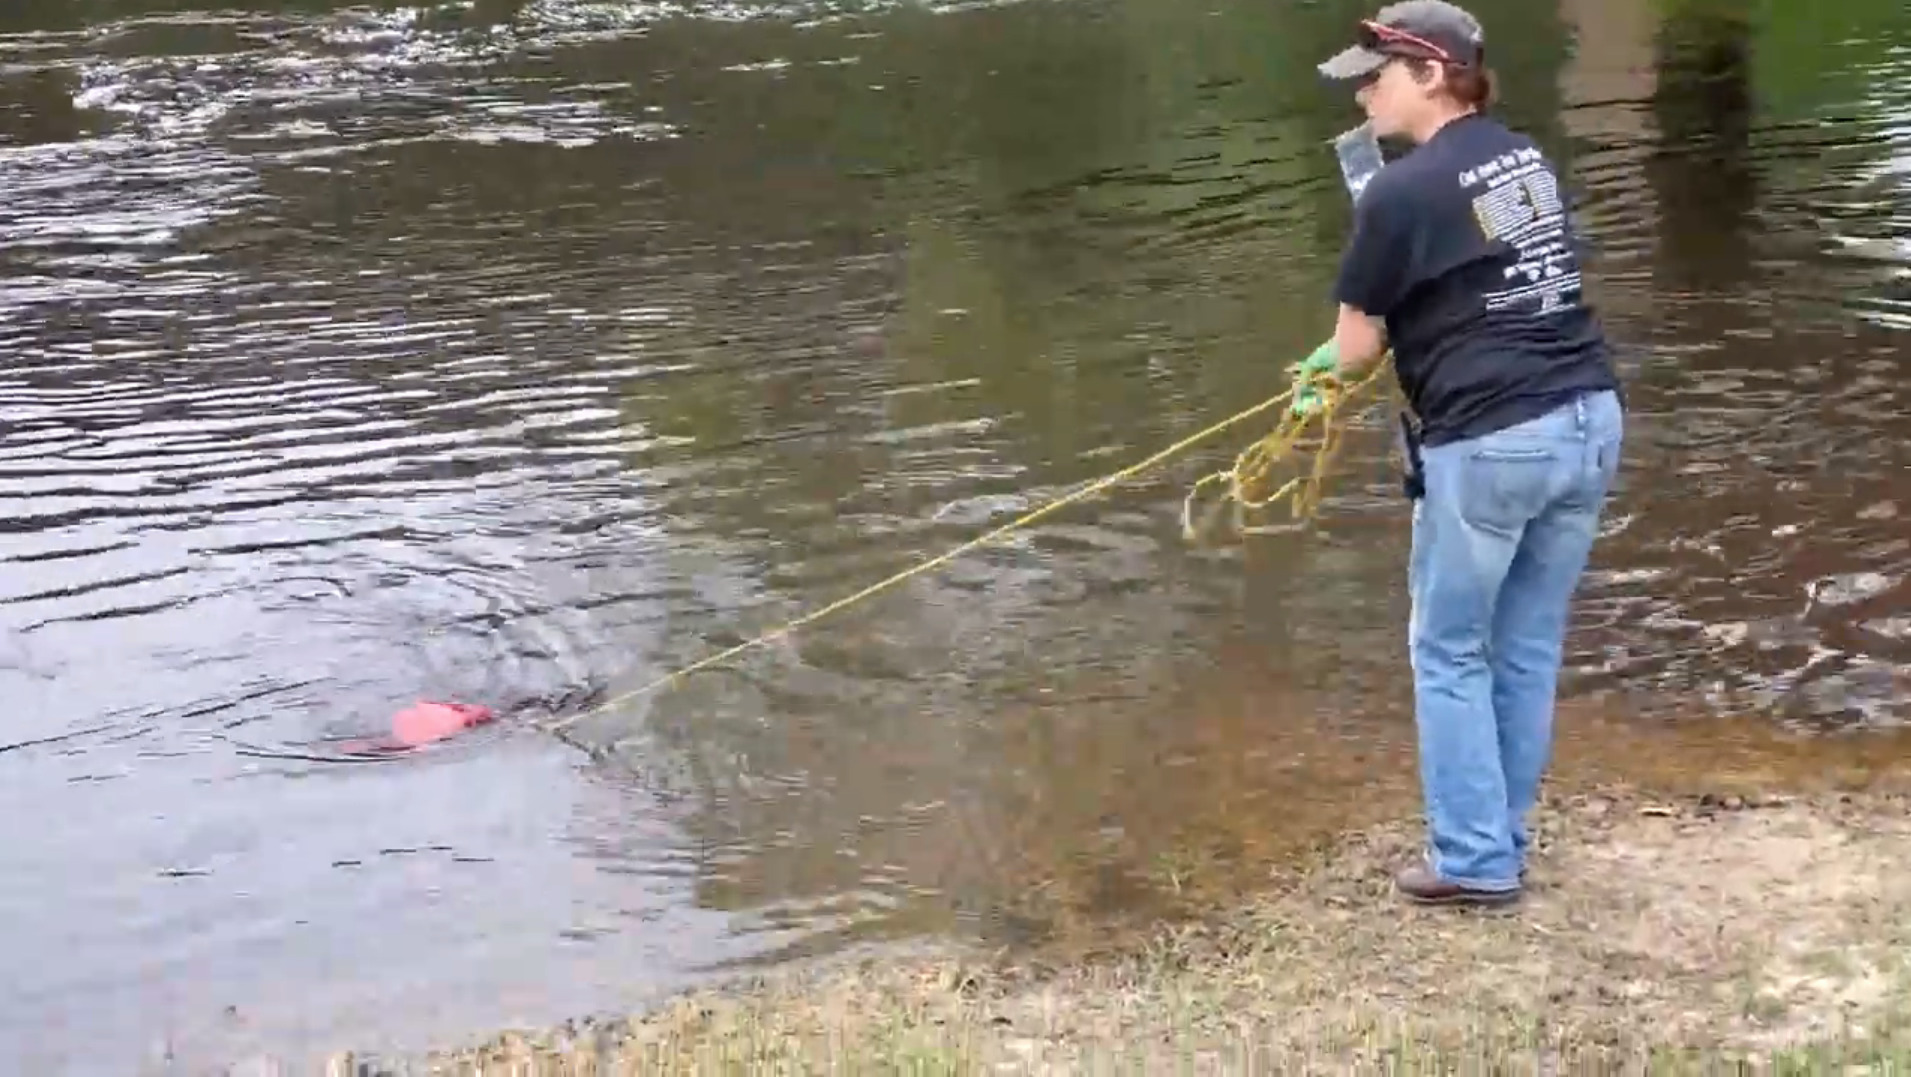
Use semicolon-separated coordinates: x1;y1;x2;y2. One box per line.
1;0;1907;1070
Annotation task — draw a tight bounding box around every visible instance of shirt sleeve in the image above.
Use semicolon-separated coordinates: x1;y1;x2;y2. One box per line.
1332;177;1413;317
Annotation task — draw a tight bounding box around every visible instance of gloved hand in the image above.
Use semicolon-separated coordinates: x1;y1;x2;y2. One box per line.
1288;339;1339;417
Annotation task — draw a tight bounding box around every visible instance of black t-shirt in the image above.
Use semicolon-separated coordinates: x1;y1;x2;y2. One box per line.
1333;114;1619;447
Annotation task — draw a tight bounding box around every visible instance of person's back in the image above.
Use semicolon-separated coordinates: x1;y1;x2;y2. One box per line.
1310;0;1626;907
1338;114;1620;448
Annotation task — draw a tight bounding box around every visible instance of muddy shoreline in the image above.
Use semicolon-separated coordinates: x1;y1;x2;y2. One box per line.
351;760;1911;1074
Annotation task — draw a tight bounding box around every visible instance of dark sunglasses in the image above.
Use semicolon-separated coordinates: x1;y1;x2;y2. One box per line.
1357;19;1456;64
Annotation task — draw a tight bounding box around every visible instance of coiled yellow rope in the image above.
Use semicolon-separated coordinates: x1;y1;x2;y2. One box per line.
543;357;1392;743
1181;357;1392;544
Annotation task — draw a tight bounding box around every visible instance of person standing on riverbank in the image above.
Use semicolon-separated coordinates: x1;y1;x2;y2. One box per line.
1306;1;1625;905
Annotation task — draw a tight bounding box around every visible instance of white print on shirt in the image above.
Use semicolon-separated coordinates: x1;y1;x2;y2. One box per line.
1460;147;1582;315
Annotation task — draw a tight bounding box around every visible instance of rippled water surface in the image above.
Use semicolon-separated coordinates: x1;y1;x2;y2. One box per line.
3;0;1909;1069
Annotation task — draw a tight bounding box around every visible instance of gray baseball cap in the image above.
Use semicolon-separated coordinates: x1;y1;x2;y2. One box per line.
1318;0;1485;82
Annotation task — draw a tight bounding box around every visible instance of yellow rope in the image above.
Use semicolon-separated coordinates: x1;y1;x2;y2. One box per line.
543;358;1392;740
1181;357;1392;544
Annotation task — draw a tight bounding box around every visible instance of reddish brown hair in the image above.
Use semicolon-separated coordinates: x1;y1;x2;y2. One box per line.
1406;58;1497;111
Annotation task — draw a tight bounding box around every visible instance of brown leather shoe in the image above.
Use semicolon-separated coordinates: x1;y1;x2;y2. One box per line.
1394;864;1522;907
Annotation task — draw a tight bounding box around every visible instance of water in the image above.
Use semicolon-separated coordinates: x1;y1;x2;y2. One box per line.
1;0;1907;1069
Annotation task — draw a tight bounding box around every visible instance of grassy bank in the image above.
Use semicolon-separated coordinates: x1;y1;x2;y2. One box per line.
387;781;1911;1074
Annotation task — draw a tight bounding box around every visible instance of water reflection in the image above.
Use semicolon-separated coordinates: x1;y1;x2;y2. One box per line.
1646;1;1757;290
0;0;1907;1069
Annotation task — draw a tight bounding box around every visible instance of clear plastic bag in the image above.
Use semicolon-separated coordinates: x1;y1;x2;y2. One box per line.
1333;122;1385;202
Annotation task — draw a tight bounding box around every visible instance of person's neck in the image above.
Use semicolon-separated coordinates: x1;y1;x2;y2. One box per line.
1406;104;1478;145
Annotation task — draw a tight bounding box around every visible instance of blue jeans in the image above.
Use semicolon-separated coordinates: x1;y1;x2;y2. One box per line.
1408;389;1623;890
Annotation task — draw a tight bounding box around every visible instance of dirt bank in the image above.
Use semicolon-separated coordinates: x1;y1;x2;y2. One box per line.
391;780;1911;1073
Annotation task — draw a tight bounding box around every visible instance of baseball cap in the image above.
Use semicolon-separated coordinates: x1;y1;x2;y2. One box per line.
1317;0;1485;82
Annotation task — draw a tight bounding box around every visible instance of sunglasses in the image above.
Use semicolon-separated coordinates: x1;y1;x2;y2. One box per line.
1357;19;1457;64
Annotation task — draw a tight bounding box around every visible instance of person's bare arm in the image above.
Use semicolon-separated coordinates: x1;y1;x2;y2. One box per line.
1332;303;1388;377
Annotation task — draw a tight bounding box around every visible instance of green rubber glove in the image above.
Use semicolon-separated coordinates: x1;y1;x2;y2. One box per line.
1289;339;1339;417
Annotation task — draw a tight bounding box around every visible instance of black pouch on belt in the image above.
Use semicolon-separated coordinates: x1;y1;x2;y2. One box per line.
1397;410;1426;501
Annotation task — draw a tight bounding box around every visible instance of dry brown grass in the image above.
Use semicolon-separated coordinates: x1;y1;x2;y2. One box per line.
387;783;1911;1075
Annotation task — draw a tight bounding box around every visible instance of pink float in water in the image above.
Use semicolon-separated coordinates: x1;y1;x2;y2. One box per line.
387;701;497;748
265;700;503;760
